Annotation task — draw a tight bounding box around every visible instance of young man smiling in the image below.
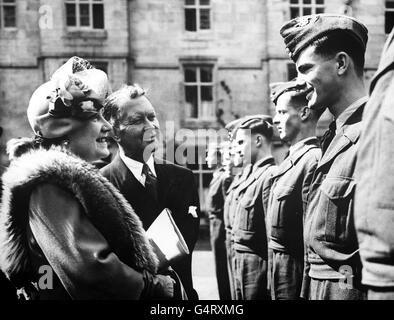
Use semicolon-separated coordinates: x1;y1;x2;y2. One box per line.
268;80;322;300
280;14;369;300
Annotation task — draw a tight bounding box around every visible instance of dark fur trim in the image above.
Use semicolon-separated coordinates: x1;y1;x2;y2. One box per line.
0;147;158;287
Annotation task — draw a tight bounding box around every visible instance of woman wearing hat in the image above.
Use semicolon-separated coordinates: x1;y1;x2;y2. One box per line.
0;57;179;300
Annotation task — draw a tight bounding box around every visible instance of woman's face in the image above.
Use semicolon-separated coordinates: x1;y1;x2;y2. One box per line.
67;109;112;163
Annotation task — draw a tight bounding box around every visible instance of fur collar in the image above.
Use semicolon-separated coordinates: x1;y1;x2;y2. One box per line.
0;147;158;287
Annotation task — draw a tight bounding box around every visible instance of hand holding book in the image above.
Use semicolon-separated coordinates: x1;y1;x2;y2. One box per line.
146;208;190;270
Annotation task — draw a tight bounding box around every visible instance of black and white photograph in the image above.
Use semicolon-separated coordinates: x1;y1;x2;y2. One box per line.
0;0;394;308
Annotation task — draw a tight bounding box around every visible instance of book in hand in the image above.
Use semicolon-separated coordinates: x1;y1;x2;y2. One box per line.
146;208;190;270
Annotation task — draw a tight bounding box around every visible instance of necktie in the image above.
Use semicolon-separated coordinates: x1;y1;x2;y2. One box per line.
142;163;158;202
320;120;337;154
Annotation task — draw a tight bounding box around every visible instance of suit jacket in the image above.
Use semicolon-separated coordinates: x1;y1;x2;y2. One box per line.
355;28;394;288
304;100;366;281
101;154;200;299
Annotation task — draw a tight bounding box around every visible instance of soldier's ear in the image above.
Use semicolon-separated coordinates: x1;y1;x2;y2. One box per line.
255;134;263;147
336;52;350;76
299;106;311;121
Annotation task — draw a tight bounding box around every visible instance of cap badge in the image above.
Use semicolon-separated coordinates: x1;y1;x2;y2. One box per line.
294;15;319;28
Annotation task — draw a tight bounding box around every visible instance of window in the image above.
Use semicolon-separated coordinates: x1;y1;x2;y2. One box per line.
91;61;108;73
386;0;394;34
175;144;213;214
289;0;324;19
0;0;16;29
184;65;215;120
184;0;211;32
65;0;104;29
287;63;297;81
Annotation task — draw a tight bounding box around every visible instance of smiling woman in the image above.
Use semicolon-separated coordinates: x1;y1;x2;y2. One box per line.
0;57;181;300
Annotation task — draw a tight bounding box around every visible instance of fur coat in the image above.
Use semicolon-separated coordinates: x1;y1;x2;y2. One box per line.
0;147;158;289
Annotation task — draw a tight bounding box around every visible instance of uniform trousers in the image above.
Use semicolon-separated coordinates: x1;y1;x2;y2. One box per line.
209;215;231;300
225;232;236;299
233;251;269;300
271;251;303;300
308;278;366;300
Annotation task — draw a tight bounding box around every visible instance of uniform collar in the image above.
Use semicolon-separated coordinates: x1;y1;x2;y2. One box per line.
335;96;368;131
119;147;156;185
274;137;319;178
213;167;225;177
288;137;319;158
253;156;275;171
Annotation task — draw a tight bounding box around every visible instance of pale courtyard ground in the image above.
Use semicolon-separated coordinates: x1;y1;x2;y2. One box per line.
192;224;220;300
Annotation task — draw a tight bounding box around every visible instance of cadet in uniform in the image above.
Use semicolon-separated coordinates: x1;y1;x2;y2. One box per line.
231;116;276;300
223;118;251;299
355;27;394;300
268;81;322;300
280;14;368;299
206;142;231;300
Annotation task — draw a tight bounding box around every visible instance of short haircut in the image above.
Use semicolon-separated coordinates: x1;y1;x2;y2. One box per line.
103;84;146;127
239;116;274;140
225;118;244;141
278;89;308;110
308;30;365;77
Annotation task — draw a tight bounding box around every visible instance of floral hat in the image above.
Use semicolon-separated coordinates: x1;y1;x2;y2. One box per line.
27;56;112;139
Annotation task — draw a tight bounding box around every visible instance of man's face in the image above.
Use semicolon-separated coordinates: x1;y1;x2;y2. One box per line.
296;45;339;111
115;96;160;161
205;148;220;169
273;93;302;142
233;129;252;167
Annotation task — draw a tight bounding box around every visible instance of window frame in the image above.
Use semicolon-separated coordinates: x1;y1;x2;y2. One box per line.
183;64;216;121
289;0;325;19
287;62;298;81
65;0;104;30
174;142;214;214
0;0;17;29
385;0;394;34
184;0;212;32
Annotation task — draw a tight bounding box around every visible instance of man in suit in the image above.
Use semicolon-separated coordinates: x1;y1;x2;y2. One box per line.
231;116;276;300
280;14;368;299
268;81;322;300
101;84;200;300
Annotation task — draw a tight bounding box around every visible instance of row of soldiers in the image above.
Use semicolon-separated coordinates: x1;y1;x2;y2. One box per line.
206;82;321;300
206;13;394;300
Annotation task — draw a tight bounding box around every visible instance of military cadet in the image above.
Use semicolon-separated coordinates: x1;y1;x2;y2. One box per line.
231;116;276;300
223;118;251;299
268;81;322;300
206;142;231;300
280;14;368;300
355;28;394;300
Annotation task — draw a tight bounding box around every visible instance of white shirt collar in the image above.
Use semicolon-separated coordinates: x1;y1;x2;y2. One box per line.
118;147;156;186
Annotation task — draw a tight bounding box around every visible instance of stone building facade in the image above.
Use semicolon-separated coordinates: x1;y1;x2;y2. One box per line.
0;0;391;212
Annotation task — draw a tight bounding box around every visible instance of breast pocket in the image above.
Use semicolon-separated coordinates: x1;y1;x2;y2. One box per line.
236;190;259;232
270;185;294;228
319;177;355;243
